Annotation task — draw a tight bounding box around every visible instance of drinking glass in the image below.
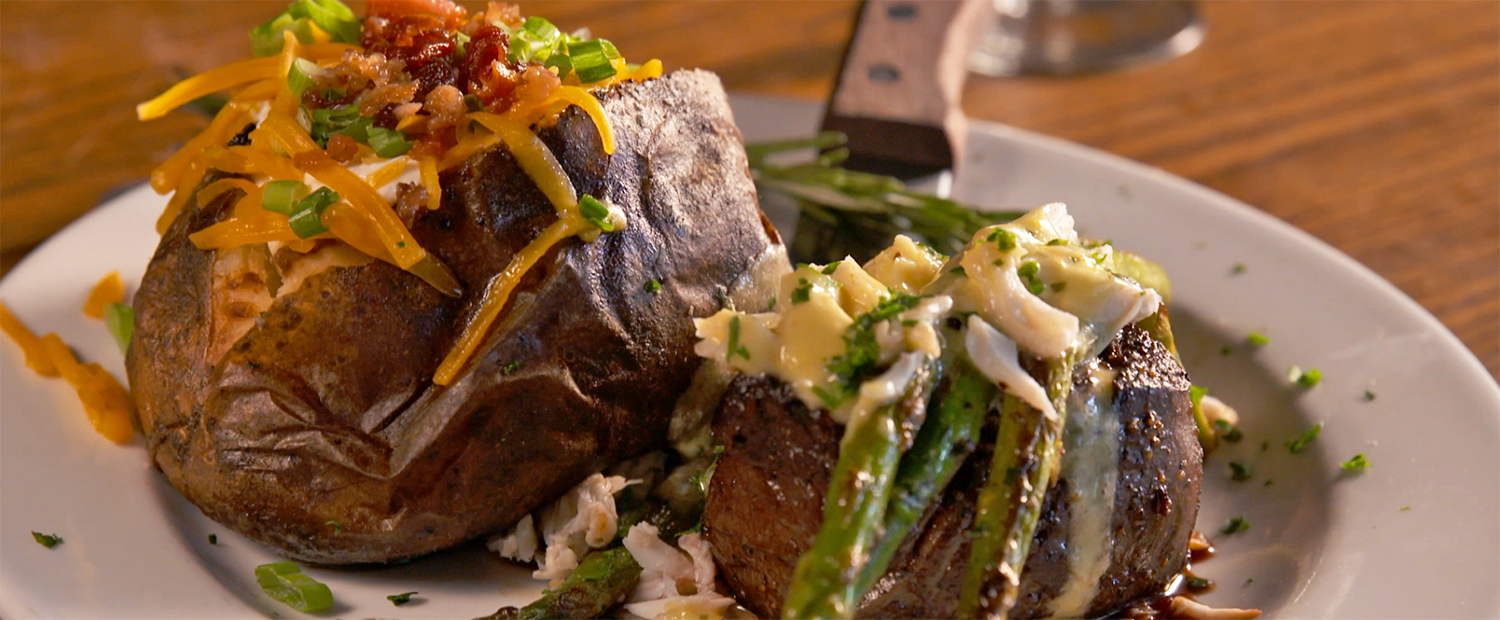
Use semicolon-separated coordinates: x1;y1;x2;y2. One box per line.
969;0;1204;76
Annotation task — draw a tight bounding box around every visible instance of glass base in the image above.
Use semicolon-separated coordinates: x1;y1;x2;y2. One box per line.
969;0;1205;76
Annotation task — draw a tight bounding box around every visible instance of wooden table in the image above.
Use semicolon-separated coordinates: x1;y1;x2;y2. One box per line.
2;1;1495;378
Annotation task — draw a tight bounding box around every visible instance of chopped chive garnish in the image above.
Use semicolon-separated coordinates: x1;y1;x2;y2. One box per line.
645;280;662;293
820;263;840;275
104;302;134;354
1400;506;1411;511
791;278;812;305
1213;419;1243;442
578;194;615;231
1185;576;1213;591
726;316;750;360
811;385;846;409
325;520;343;532
1247;332;1269;345
503;361;520;375
255;561;334;613
986;227;1017;251
1049;281;1067;292
1294;368;1322;388
1220;516;1250;535
1046;238;1068;246
1017;260;1045;295
464;93;485;113
31;532;62;548
1229;461;1253;481
1340;453;1369;470
1363;390;1376;402
1232;263;1247;274
1285;422;1323;453
387;591;418;606
949;266;966;276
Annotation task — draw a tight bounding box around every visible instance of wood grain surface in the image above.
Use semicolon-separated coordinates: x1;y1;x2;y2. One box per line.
1;0;1495;378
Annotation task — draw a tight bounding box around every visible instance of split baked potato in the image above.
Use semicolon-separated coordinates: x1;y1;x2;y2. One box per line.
128;70;787;564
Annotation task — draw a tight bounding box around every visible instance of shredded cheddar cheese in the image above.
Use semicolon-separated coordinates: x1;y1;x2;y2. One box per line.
83;272;125;319
0;302;59;377
1;302;134;443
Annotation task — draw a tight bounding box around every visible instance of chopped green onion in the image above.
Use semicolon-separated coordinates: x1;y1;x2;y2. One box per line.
325;520;344;532
986;227;1017;251
1232;263;1247;274
1247;332;1269;345
645;279;662;293
31;532;62;549
291;0;360;44
366;127;413;158
1285;422;1323;453
1400;506;1411;511
503;361;520;375
545;53;574;78
288;187;339;238
387;591;418;606
261;180;307;215
255;561;334;613
1295;368;1322;388
464;93;485;113
1220;515;1250;535
569;39;619;83
1185;576;1213;591
104;303;133;355
949;266;966;276
1363;389;1376;402
820;263;840;275
1229;461;1253;481
287;58;323;97
578;194;615;231
250;13;317;57
1340;453;1369;470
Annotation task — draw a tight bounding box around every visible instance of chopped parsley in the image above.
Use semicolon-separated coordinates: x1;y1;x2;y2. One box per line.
1247;332;1270;345
726;315;751;361
1049;281;1067;293
503;361;521;375
1363;389;1377;402
1220;516;1250;535
1184;576;1213;591
645;279;662;294
1285;422;1323;453
387;591;418;606
949;266;966;276
1016;260;1045;295
1340;453;1369;470
820;263;840;275
1045;238;1068;246
1213;419;1243;443
1229;461;1253;481
791;278;812;305
1294;368;1323;388
31;532;62;549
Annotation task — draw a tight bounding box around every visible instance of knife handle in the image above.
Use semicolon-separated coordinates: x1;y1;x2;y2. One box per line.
822;0;989;175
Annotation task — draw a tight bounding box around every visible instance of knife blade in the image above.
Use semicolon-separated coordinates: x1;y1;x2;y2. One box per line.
821;0;989;181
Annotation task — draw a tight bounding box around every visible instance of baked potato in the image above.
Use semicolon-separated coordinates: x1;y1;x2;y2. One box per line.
703;325;1201;619
128;69;787;564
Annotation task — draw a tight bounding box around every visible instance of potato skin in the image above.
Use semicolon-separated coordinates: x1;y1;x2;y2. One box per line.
128;70;785;564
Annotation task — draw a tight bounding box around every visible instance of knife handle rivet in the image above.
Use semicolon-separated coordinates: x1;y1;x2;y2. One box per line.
886;3;917;20
868;63;901;82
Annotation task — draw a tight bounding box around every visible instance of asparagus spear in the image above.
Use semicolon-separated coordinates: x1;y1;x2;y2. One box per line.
479;547;642;620
782;354;941;620
957;354;1076;620
746;131;1020;264
852;360;997;597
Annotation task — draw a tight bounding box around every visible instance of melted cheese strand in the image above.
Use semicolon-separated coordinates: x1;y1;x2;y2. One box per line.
550;86;615;154
150;102;251;193
1048;365;1122;618
136;56;282;121
434;214;590;385
468;112;579;212
367;157;411;189
417;155;442;210
82;272;124;319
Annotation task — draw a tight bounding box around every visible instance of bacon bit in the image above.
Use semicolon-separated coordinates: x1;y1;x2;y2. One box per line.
464;25;518;105
360;81;420;116
367;0;468;30
393;102;424;120
392;183;427;227
335;49;402;90
423;84;467;129
325;133;361;163
409;128;454;159
513;64;561;111
1168;596;1261;619
482;2;523;28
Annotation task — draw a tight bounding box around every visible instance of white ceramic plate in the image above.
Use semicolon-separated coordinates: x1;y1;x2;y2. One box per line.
2;96;1496;619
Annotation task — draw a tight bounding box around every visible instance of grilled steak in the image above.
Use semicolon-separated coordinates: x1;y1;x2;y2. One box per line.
703;325;1201;618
